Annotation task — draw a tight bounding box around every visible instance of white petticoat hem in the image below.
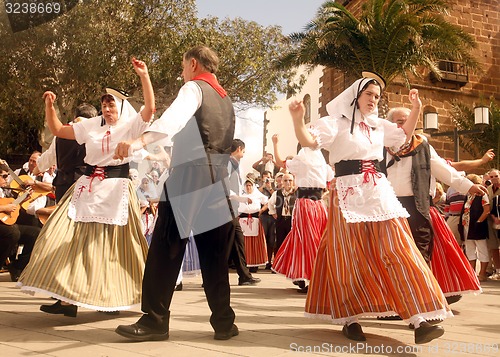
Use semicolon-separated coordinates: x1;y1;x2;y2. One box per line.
17;283;139;312
304;309;453;325
271;269;310;283
444;288;482;297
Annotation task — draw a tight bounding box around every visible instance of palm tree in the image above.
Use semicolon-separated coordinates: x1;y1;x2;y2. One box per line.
279;0;479;87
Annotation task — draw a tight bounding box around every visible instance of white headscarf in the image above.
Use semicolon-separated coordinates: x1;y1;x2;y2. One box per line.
103;88;137;125
325;77;382;134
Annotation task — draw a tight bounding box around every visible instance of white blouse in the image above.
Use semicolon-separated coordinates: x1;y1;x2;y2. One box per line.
315;115;409;223
68;113;149;226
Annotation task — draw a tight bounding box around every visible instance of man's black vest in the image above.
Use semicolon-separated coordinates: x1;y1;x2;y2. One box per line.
382;137;431;220
165;79;236;237
275;189;297;219
53;137;86;188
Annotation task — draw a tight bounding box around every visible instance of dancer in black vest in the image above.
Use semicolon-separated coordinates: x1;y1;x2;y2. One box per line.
115;46;238;341
268;173;297;257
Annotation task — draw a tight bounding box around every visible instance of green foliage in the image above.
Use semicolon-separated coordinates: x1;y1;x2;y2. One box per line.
451;99;500;169
0;0;294;154
279;0;478;87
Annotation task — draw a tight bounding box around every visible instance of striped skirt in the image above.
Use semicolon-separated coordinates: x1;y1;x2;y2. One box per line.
429;207;481;297
242;223;268;267
182;233;201;276
305;190;452;324
17;182;148;312
273;198;327;282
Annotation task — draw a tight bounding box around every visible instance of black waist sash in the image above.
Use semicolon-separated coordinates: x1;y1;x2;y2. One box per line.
84;163;130;179
297;187;323;200
334;160;381;177
239;212;259;219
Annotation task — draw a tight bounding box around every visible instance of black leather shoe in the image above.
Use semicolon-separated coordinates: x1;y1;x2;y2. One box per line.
8;267;21;282
249;267;258;273
214;324;239;340
297;286;308;294
414;321;444;344
265;263;272;270
446;295;462;305
342;323;366;341
115;323;169;341
409;319;442;330
175;282;183;291
293;280;306;289
238;277;261;286
40;300;77;317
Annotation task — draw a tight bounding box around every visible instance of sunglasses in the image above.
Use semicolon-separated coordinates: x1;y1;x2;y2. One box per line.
0;174;9;179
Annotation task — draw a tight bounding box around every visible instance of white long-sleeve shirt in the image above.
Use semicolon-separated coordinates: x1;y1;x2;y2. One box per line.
386;136;473;197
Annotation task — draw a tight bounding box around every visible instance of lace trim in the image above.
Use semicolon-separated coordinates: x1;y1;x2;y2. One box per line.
17;284;139;312
304;309;453;325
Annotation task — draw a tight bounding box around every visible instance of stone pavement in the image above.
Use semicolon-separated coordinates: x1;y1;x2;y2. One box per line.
0;269;499;357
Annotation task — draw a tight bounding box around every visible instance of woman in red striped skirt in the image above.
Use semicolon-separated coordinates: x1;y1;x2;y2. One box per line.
238;179;268;268
289;73;451;345
272;143;333;291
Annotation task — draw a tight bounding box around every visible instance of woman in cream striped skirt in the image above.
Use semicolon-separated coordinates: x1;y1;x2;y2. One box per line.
288;73;451;345
17;58;154;316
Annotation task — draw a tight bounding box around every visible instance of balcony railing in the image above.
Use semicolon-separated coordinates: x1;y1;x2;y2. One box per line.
430;60;469;86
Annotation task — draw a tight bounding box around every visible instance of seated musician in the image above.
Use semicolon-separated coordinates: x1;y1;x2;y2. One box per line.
0;162;41;282
10;151;55;227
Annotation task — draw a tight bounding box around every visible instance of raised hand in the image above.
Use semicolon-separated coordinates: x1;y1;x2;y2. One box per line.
42;91;56;107
408;88;421;109
132;57;149;77
289;100;305;122
481;149;495;163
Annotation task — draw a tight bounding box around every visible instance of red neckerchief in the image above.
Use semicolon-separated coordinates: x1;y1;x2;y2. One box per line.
192;73;227;98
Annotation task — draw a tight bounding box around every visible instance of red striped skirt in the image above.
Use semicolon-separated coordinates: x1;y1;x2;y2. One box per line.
242;223;268;267
305;190;452;324
429;206;481;296
273;198;327;281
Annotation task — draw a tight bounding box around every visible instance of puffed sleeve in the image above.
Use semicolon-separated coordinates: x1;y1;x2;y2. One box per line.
72;116;100;145
313;117;338;149
379;119;406;149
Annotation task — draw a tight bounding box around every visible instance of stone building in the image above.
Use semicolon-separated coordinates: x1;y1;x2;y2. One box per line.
319;0;499;161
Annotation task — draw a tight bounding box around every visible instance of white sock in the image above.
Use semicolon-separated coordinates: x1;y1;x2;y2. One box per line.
409;316;426;329
346;317;359;326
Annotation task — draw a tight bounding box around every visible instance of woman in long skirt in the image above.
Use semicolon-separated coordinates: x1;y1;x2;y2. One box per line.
289;74;450;345
17;58;154;315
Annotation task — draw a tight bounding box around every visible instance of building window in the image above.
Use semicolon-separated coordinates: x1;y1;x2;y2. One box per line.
303;94;311;124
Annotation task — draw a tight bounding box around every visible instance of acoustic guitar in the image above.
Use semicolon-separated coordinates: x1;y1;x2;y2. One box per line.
0;190;31;225
0;160;53;210
37;205;57;225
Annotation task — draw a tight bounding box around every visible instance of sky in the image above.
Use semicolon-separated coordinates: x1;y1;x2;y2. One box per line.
195;0;326;174
196;0;326;35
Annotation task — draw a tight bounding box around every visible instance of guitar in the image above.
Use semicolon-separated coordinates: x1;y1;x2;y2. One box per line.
37;205;57;225
0;159;52;210
0;190;31;225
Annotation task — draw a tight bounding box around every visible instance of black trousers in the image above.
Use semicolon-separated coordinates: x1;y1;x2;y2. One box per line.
0;223;40;270
229;218;252;281
260;214;276;248
138;198;236;333
274;216;292;255
397;196;434;264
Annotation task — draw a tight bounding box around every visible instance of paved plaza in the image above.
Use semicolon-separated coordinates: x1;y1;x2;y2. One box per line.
0;269;499;356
